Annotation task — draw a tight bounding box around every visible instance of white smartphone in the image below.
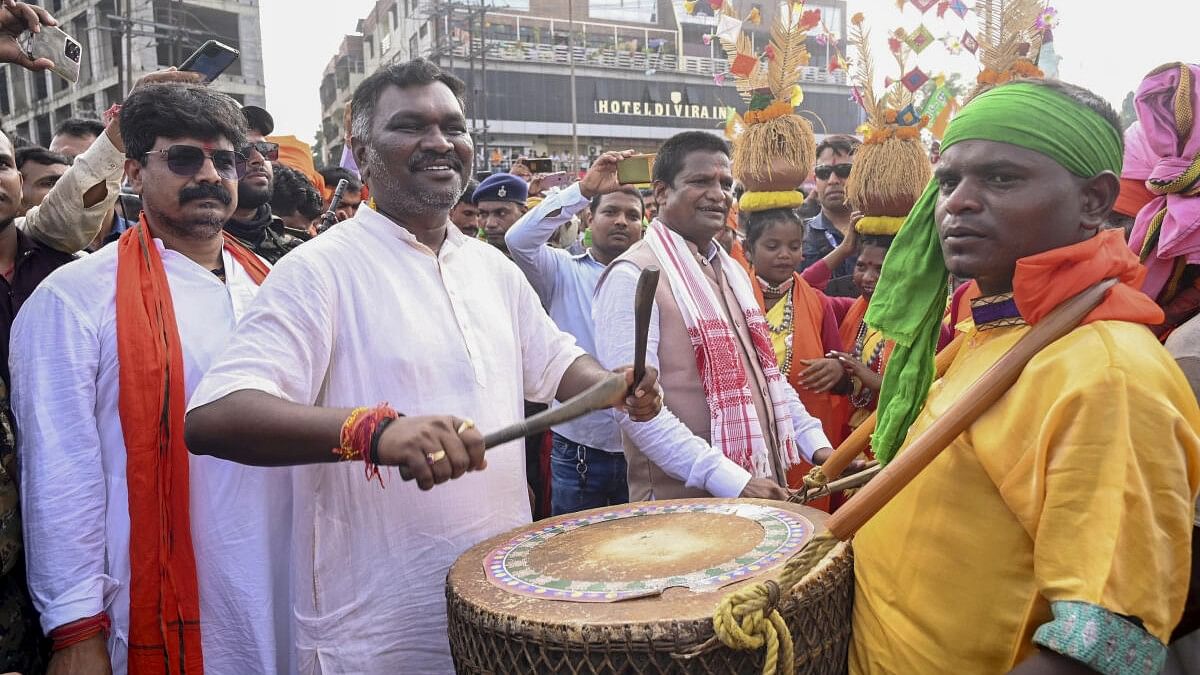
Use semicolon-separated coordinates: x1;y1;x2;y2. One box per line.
18;25;82;83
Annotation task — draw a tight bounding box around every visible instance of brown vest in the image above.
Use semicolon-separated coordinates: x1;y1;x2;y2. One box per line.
608;239;785;501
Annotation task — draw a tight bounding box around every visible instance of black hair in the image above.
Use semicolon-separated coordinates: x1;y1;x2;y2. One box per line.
652;131;729;186
53;117;105;140
271;163;324;219
815;134;860;161
15;146;69;171
744;208;804;251
350;58;466;141
317;166;363;193
120;83;247;161
858;233;895;254
1020;79;1124;144
458;179;479;205
589;186;645;215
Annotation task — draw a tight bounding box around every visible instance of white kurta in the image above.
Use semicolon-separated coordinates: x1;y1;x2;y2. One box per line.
188;204;584;674
10;240;293;674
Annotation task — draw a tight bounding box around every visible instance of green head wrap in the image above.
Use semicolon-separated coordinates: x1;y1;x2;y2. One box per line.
865;82;1123;464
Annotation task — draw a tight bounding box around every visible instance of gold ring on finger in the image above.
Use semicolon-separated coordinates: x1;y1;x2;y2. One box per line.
425;449;447;465
456;419;475;435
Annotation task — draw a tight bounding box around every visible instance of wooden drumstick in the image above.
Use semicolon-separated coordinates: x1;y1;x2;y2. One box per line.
824;278;1116;540
397;374;627;481
817;334;965;482
632;266;660;390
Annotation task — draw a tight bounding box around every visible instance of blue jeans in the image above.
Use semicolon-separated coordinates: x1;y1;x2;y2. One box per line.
550;433;629;516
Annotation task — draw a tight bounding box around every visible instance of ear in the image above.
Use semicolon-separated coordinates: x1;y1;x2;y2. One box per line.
351;135;370;183
1080;170;1120;232
124;158;145;194
652;179;669;212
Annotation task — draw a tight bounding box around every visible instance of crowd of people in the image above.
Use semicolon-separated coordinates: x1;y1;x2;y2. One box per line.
0;1;1195;674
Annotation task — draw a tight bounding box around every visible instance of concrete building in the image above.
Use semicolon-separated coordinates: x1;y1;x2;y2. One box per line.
315;0;862;172
1;0;266;147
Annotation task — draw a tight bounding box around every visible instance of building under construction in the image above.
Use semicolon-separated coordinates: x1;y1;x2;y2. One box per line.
0;0;266;146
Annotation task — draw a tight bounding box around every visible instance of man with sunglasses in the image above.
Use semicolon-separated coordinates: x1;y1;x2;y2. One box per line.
223;105;304;264
11;83;292;674
800;134;860;297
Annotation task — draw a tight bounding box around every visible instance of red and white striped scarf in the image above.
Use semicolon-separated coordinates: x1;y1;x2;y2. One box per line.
644;219;801;477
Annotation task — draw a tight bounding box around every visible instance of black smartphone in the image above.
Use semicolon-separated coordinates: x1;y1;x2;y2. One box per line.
525;158;553;174
179;40;240;83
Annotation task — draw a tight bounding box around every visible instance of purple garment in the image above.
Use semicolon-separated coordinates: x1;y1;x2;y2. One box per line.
1127;63;1200;299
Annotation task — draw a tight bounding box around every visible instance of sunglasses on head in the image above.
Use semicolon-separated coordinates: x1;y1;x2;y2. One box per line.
814;163;853;180
143;145;247;180
241;140;280;162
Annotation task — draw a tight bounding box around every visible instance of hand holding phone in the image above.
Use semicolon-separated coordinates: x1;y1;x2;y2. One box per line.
0;1;59;72
538;172;572;191
179;39;240;84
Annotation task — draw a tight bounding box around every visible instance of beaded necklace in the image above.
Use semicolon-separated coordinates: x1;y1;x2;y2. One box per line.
849;320;886;409
761;281;796;375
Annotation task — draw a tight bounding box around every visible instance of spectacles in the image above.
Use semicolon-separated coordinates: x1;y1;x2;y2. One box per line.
240;140;280;162
814;163;853;181
142;145;247;180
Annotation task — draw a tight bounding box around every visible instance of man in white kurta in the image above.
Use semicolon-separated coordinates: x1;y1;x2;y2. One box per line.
11;243;292;673
10;83;292;673
187;200;585;672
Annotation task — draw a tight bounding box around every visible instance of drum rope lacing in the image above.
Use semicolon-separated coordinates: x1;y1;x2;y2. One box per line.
711;531;839;675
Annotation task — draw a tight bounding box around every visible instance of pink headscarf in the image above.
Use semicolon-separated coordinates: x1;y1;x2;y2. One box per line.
1127;62;1200;300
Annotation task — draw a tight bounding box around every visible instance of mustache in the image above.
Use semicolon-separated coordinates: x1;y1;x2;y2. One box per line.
179;183;233;206
408;151;464;171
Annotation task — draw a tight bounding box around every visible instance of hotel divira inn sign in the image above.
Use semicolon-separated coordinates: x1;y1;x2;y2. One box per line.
594;91;729;120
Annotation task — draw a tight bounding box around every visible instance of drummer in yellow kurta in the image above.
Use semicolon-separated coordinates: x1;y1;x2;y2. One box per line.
851;78;1200;674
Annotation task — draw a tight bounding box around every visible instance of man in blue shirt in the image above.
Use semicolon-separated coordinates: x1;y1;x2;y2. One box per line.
506;150;645;515
801;134;860;297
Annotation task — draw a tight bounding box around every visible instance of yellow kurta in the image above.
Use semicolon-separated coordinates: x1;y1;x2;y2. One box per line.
850;318;1200;674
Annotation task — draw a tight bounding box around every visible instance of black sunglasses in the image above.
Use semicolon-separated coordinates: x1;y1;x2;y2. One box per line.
814;163;853;180
143;145;247;180
241;140;280;162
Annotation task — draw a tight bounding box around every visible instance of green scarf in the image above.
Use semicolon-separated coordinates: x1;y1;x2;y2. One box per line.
865;82;1123;464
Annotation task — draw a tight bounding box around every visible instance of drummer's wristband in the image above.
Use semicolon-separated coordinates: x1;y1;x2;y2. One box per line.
50;613;110;651
334;403;400;486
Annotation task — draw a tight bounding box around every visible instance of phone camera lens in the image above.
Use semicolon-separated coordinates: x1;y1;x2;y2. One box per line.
65;39;81;62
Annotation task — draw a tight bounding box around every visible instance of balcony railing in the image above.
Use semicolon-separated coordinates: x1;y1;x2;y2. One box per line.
447;39;847;85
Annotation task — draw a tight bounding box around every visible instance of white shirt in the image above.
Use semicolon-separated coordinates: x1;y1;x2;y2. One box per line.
593;245;829;499
187;204;584;675
10;240;293;673
505;182;622;452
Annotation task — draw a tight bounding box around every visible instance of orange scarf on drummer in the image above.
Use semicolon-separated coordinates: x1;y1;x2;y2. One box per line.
1012;228;1164;327
116;216;268;674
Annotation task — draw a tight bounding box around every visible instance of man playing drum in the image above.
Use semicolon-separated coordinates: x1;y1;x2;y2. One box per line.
852;78;1200;673
593;131;835;503
183;58;661;674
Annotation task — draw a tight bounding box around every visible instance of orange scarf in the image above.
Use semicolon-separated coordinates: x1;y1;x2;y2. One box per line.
116;216;268;674
838;296;870;352
1013;228;1164;327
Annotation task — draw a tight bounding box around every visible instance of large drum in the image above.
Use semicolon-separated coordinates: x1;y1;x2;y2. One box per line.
446;498;853;674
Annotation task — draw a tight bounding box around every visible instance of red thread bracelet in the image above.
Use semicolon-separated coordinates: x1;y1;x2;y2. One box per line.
50;613;110;651
333;403;398;486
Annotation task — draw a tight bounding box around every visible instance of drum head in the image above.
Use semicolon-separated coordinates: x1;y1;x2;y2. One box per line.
485;501;815;602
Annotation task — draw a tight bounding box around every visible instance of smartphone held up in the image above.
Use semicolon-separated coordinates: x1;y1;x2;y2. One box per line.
179;40;240;84
19;24;81;82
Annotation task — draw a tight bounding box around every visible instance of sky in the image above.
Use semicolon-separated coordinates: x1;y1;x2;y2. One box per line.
259;0;1200;146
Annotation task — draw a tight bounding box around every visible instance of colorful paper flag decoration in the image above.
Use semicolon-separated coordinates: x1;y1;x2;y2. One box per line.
730;53;758;77
746;5;762;24
683;0;697;14
708;0;724;9
909;0;938;12
904;24;935;53
895;104;920;126
948;0;969;18
961;30;979;54
901;67;930;92
715;14;743;42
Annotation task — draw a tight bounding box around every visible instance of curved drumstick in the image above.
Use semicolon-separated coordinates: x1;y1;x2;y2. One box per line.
632;266;660;390
397;374;627;481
